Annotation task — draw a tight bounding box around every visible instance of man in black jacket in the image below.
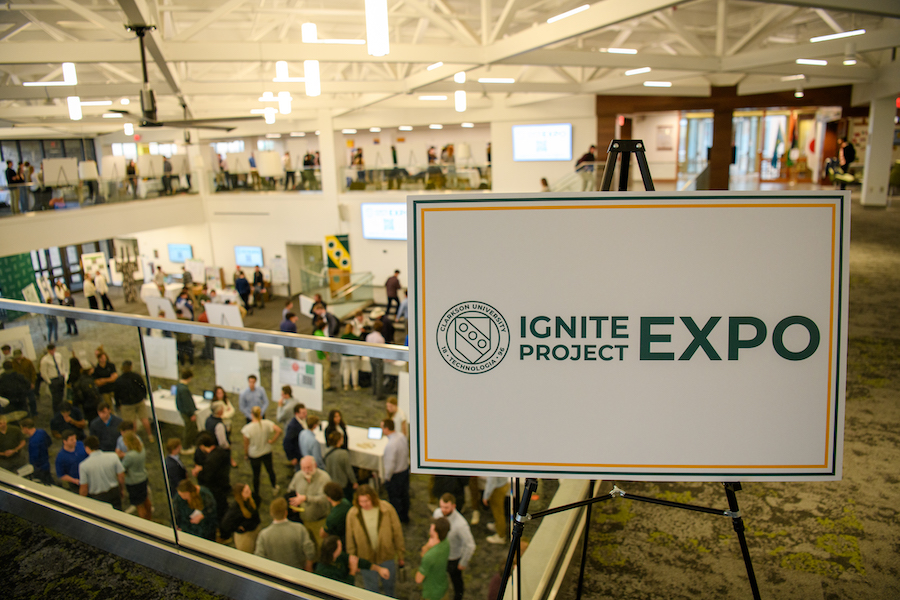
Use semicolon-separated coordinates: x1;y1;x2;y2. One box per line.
283;402;306;471
114;361;152;442
0;360;30;413
192;432;232;527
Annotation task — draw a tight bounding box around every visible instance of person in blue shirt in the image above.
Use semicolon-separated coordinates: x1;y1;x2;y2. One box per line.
21;418;53;484
235;271;252;314
88;401;123;452
55;430;88;491
299;415;326;470
239;375;268;421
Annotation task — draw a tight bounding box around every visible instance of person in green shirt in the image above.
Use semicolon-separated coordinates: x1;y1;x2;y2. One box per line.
417;517;451;600
316;535;390;586
321;481;351;544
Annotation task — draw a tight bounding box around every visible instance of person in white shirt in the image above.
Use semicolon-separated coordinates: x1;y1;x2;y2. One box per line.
381;418;409;523
83;275;99;310
433;493;477;600
385;396;408;438
94;271;114;311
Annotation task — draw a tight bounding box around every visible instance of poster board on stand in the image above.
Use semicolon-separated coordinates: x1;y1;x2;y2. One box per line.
0;326;36;360
145;296;176;320
21;284;41;305
274;356;323;412
78;161;99;181
137;155;164;178
184;259;205;284
42;158;79;187
214;347;260;393
256;151;283;178
169;155;190;176
205;267;222;290
100;156;127;181
205;303;244;328
138;336;178;381
226;152;252;175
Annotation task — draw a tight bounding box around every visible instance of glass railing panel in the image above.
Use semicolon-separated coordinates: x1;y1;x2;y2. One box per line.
211;167;323;193
341;164;492;192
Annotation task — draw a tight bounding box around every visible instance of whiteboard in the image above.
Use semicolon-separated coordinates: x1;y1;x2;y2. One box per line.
270;257;289;285
226;152;252;175
0;325;37;360
205;303;244;328
145;296;176;320
42;158;79;186
184;259;205;284
169;155;190;176
256;151;283;178
137;154;164;178
214;347;260;393
139;336;178;381
78;161;99;181
273;356;323;412
100;156;127;181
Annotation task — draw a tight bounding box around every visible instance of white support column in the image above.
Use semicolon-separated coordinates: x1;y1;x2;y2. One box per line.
860;96;895;207
317;110;339;197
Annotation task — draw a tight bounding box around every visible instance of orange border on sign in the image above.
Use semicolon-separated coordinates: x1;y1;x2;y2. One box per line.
418;202;839;471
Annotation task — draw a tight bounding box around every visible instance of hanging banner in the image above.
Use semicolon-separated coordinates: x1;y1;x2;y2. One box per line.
408;192;850;482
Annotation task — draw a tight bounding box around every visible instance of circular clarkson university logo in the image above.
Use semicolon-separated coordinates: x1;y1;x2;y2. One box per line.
436;301;510;374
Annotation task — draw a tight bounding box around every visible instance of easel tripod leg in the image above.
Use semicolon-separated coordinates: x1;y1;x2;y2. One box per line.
496;478;538;600
724;483;762;600
575;480;595;600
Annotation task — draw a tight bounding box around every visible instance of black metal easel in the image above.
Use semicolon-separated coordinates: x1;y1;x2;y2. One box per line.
494;140;762;600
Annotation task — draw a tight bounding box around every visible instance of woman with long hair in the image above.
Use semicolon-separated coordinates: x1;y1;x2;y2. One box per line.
316;535;390;585
324;409;348;449
121;432;152;520
345;484;406;596
219;482;261;552
240;405;281;496
175;478;218;540
212;386;236;437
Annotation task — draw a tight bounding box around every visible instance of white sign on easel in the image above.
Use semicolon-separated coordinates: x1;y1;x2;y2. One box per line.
42;158;79;186
137;154;164;179
138;336;178;380
36;276;54;302
100;156;127;181
78;161;99;181
274;356;323;412
169;155;190;176
205;303;244;328
21;283;41;304
226;152;252;175
205;267;221;290
270;257;289;285
0;326;37;360
184;259;205;284
256;151;283;178
145;296;176;320
214;347;260;393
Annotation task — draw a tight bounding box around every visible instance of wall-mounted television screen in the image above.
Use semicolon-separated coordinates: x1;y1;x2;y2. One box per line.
167;243;193;263
512;123;573;161
361;203;407;241
235;246;264;267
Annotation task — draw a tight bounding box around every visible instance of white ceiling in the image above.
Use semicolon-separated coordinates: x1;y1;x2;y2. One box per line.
1;0;898;137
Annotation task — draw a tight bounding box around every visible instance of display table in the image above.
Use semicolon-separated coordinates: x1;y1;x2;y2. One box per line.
148;389;210;427
313;423;387;478
210;289;240;305
359;357;407;376
140;282;183;303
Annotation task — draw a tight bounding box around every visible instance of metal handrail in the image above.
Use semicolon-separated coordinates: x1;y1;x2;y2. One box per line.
0;299;408;361
332;273;375;301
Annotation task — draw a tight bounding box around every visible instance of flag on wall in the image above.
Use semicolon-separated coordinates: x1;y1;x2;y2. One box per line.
771;125;784;169
325;235;351;271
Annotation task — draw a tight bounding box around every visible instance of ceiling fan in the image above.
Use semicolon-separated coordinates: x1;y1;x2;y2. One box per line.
110;25;262;132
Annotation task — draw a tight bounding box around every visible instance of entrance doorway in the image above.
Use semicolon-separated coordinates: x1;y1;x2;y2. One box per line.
285;243;324;297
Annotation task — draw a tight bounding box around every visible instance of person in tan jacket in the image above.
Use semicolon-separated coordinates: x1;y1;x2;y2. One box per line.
345;484;406;596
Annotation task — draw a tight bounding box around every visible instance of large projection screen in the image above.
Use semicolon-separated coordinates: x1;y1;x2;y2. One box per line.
408;192;850;482
511;123;572;161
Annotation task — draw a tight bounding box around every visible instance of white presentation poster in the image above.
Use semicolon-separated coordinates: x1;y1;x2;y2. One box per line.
80;252;109;280
0;326;36;360
270;257;289;284
139;336;178;381
256;151;283;178
108;258;124;286
42;158;79;186
145;296;176;320
78;161;99;181
100;155;127;181
274;356;323;412
21;283;41;305
409;192;851;482
214;347;260;393
298;294;315;316
184;259;205;284
36;276;53;302
205;267;221;290
226;152;252;175
137;154;164;178
205;303;244;328
169;155;190;176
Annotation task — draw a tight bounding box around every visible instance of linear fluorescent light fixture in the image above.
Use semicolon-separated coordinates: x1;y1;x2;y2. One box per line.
843;42;857;66
419;95;447;101
477;78;515;84
259;91;278;102
66;96;82;120
427;62;443;71
643;81;672;87
266;133;282;138
290;132;306;137
810;29;865;43
80;100;113;106
342;129;357;134
461;122;474;128
365;0;390;57
796;59;827;66
369;127;381;133
780;74;806;81
547;4;590;24
319;39;365;45
455;90;466;112
124;123;134;135
304;60;321;97
102;113;123;118
399;125;413;131
120;98;130;105
302;23;317;43
606;48;637;54
274;61;305;83
624;67;651;76
24;62;78;86
278;91;292;115
429;124;443;129
454;71;466;84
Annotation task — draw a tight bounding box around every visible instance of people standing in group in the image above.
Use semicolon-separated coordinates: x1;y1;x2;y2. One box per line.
324;431;357;501
92;351;118;407
205;401;231;450
20;418;53;485
433;493;477;600
299;415;325;470
40;344;68;412
242;405;281;497
312;319;333;392
385;270;402;315
382;418;410;523
11;349;37;417
71;360;101;423
339;324;361;391
55;429;88;491
0;359;30;414
220;482;261;552
44;299;58;344
94;270;114;310
324;409;348;450
366;321;386;399
5;159;22;214
83;274;99;310
79;435;125;510
0;414;27;473
61;290;78;335
838;137;857;191
283;152;296;190
286;455;332;548
385;396;408;438
211;386;236;438
282;402;306;470
50;402;87;440
275;385;300;426
312;302;340;337
115;360;151;441
483;477;511;544
175;478;218;541
316;534;391;585
164;438;187;494
175;369;198;453
417;517;452;600
280;311;298;334
192;432;232;525
89;401;122;452
239;374;268;421
235;271;253;315
254;497;316;571
175;290;194;321
321;481;351;543
53;278;69;302
121;431;152;520
345;484;406;597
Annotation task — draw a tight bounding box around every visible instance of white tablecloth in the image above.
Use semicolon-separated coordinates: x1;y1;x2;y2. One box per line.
359;357;406;376
210;289;240;305
313;423;387;478
140;282;183;303
148;389;211;427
